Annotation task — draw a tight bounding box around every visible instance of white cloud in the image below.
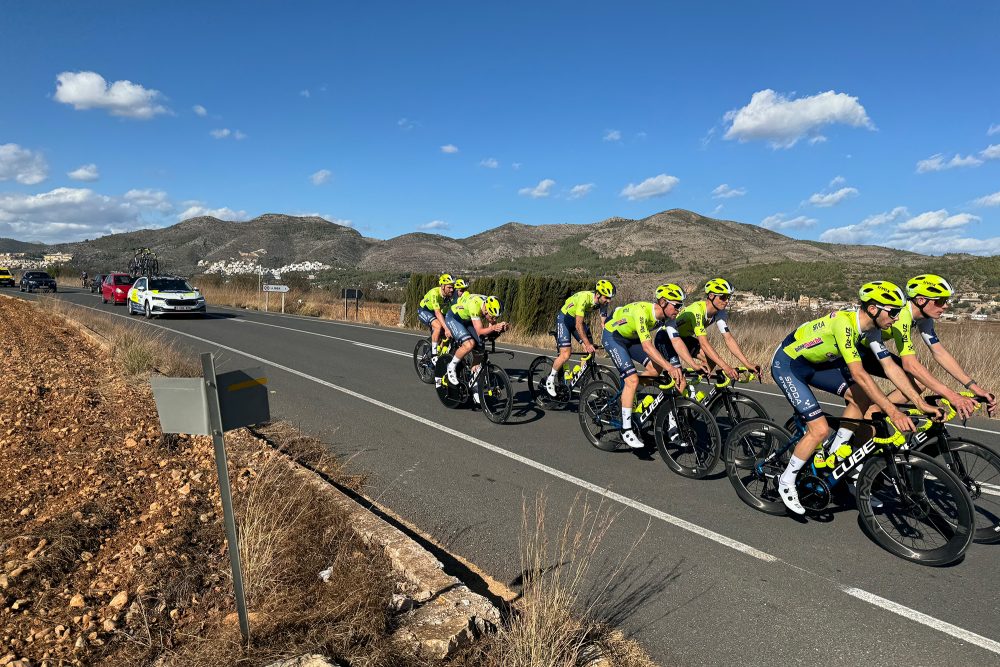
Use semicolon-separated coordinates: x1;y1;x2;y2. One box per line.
397;118;417;130
310;169;332;185
895;209;978;232
819;206;908;244
123;188;172;211
440;144;459;154
807;186;859;208
711;183;746;199
53;71;169;119
210;128;231;139
981;144;1000;160
193;104;207;116
177;203;248;221
418;220;449;231
916;152;984;173
603;129;622;142
888;233;1000;256
829;175;846;187
723;89;873;148
299;89;311;98
568;183;594;200
479;157;499;168
0;144;48;185
295;212;353;226
619;174;679;201
511;162;522;170
67;163;100;182
808;135;828;145
760;213;818;230
973;190;1000;207
712;204;724;216
989;124;1000;136
233;130;247;140
519;178;556;199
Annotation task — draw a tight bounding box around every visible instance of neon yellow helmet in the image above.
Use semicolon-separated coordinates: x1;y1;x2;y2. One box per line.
484;295;502;318
655;283;685;302
906;274;954;299
705;278;734;295
439;273;455;286
454;278;468;291
595;279;616;298
859;281;906;307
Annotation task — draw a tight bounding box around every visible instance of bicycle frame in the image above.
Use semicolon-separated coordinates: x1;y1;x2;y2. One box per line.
698;367;759;411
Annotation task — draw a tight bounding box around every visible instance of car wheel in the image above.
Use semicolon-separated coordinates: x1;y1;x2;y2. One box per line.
144;301;153;319
101;295;107;304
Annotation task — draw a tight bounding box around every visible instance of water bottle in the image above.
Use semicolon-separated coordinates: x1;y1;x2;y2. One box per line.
634;394;655;413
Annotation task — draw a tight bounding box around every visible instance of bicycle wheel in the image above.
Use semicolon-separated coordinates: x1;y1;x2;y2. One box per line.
926;437;1000;545
654;398;722;478
480;363;513;424
724;419;795;515
598;366;622;390
856;451;975;566
711;391;770;438
434;355;470;409
413;338;435;384
578;380;623;452
527;355;568;410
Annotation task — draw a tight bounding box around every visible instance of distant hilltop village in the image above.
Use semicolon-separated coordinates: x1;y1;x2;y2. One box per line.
195;248;332;278
0;252;73;270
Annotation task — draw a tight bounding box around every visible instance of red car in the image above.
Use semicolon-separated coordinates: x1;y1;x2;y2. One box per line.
101;273;134;304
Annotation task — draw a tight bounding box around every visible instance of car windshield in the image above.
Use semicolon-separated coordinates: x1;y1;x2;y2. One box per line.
113;275;133;285
28;273;51;279
0;271;11;276
150;279;193;291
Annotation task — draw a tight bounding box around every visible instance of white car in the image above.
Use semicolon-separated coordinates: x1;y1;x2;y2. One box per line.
127;276;207;318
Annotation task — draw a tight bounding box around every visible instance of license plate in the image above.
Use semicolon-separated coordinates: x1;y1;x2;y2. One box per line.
174;305;194;311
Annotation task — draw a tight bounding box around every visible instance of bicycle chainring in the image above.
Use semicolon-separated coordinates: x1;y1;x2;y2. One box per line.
796;475;831;511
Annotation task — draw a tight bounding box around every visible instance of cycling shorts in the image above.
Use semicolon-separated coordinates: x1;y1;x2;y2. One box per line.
555;312;590;348
601;329;649;379
653;329;682;368
770;334;854;422
859;349;902;379
417;306;437;327
445;311;481;346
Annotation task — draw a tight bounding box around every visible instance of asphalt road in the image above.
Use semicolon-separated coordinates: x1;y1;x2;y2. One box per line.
13;287;1000;666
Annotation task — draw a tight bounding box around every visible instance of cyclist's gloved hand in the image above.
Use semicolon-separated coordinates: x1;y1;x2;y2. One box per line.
888;407;916;432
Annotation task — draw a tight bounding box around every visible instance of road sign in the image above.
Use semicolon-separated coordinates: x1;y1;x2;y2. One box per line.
217;367;270;430
341;288;363;299
263;284;289;293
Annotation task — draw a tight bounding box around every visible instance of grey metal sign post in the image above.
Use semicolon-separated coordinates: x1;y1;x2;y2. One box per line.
150;353;270;644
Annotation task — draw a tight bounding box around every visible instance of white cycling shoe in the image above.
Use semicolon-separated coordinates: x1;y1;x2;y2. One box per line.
620;429;644;449
778;483;806;515
446;366;459;385
544;375;558;397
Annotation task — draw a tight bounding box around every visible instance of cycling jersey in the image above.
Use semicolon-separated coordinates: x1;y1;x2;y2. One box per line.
451;293;487;322
419;287;450;312
604;302;663;342
781;310;888;365
882;303;940;357
674;300;730;339
561;291;609;319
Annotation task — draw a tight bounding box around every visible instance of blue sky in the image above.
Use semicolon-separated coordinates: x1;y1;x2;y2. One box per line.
1;1;999;255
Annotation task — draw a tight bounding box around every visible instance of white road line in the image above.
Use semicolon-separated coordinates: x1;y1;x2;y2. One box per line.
52;300;778;563
231;317;411;357
350;341;410;357
843;587;1000;656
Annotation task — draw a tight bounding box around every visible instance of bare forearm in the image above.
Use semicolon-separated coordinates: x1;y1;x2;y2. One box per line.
932;345;973;385
884;363;926;405
902;358;952;397
724;334;752;367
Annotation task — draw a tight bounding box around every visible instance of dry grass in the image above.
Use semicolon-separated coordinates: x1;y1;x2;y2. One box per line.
200;284;402;327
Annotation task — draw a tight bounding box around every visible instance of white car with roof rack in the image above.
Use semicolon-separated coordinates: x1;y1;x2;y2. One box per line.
127;275;207;318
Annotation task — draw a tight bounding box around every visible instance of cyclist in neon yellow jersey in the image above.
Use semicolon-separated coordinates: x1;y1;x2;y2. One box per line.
417;274;455;357
664;278;758;381
770;281;940;515
544;279;615;397
602;285;687;449
452;278;469;308
860;274;996;418
444;293;508;402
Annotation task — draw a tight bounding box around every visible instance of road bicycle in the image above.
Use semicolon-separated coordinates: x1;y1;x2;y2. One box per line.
724;413;975;566
685;366;769;437
434;334;514;424
578;370;722;478
783;394;999;545
527;337;621;410
413;335;452;384
128;248;159;278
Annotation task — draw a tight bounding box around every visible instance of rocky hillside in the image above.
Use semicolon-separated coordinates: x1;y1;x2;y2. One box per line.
3;209;925;278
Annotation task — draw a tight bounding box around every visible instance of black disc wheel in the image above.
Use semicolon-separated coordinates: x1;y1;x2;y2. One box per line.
710;391;770;440
527;356;569;410
925;437;1000;545
724;419;795;515
856;451;975;566
413;338;435;384
653;397;722;478
480;363;513;424
578;380;624;452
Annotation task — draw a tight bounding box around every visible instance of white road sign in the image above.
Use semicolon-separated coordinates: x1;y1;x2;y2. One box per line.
262;284;289;293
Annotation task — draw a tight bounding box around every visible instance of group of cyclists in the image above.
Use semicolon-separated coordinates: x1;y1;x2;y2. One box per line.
417;271;996;516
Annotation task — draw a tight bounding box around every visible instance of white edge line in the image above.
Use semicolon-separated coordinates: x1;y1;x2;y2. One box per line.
843;587;1000;655
53;298;778;563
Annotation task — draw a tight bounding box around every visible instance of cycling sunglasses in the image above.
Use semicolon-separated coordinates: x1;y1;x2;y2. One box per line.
930;297;951;307
876;305;902;318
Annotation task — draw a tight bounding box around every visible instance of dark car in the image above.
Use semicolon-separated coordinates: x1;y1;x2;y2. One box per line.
19;271;57;293
90;274;107;293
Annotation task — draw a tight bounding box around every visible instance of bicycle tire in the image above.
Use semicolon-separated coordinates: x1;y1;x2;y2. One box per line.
578;380;623;452
413;338;435;384
856;450;975;566
598;366;622;390
724;419;795;515
925;437;1000;545
480;363;513;424
434;355;470;409
654;397;722;478
710;391;770;438
528;356;569;410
